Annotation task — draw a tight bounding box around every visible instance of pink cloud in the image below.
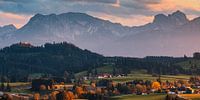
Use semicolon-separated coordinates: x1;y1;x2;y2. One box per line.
90;12;153;27
0;12;32;28
147;0;200;12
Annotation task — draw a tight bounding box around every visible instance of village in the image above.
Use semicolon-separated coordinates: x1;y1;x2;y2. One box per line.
1;72;200;100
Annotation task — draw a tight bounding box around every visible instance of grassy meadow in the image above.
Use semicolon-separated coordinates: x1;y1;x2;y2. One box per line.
76;65;191;83
109;74;190;82
110;94;166;100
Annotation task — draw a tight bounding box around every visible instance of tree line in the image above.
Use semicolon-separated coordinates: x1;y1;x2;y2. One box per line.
0;42;195;82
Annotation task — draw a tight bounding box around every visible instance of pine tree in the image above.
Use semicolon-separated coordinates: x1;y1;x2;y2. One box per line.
94;67;98;76
64;71;69;83
112;67;116;76
0;82;5;91
6;83;11;92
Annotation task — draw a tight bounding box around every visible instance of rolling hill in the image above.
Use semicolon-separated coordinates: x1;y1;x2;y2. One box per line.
0;42;198;82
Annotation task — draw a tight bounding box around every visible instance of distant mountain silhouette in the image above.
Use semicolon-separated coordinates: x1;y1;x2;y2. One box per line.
0;11;200;57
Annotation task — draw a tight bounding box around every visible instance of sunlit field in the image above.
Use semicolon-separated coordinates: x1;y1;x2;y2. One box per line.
179;94;200;100
109;74;191;82
1;82;30;87
111;94;166;100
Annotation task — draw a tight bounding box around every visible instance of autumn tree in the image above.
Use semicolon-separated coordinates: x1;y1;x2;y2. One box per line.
39;84;46;91
50;91;59;100
33;93;40;100
75;86;84;96
65;90;75;100
151;81;161;91
135;84;143;95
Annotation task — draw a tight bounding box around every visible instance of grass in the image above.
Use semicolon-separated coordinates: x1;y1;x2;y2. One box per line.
111;94;166;100
179;94;200;100
2;82;31;94
76;65;191;82
108;74;190;82
75;66;114;78
82;73;191;85
0;82;30;87
76;65;191;84
11;88;32;94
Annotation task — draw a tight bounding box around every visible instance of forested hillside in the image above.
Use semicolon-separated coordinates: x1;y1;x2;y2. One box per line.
0;42;104;81
0;42;195;82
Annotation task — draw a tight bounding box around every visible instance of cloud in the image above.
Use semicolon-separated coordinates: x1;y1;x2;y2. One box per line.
0;12;31;28
0;0;199;27
136;0;160;4
0;0;150;15
147;0;200;12
0;0;199;16
62;0;116;4
90;12;153;27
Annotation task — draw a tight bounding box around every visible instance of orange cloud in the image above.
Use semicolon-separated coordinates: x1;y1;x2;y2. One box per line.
147;0;200;12
0;12;31;28
90;12;153;27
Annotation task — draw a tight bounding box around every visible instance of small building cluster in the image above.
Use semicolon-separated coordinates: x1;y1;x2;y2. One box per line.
2;75;200;100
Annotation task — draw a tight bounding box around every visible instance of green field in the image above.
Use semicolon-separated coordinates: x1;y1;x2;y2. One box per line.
111;94;166;100
108;74;190;82
76;65;191;83
0;82;31;93
75;66;114;78
0;82;30;87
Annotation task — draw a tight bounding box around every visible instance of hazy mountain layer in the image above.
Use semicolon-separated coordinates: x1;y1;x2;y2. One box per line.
0;11;200;57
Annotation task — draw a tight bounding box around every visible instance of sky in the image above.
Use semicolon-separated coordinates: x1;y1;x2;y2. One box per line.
0;0;200;28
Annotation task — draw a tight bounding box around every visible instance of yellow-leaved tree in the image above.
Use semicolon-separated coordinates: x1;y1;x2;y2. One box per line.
151;81;161;91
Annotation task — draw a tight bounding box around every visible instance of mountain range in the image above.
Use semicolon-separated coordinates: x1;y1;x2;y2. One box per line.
0;10;200;57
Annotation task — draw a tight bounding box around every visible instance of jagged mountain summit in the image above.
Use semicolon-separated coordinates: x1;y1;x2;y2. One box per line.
152;10;189;30
0;11;200;57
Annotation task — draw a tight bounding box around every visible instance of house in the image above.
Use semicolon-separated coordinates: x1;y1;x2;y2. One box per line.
97;74;112;79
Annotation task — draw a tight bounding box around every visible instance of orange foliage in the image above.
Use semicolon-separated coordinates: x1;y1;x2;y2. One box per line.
91;82;96;88
33;93;40;100
151;82;161;90
136;84;144;93
40;84;46;90
65;91;75;100
96;88;102;94
76;86;84;95
60;82;65;85
50;91;59;100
